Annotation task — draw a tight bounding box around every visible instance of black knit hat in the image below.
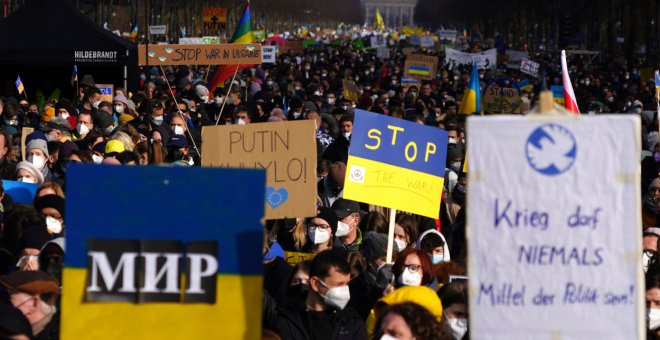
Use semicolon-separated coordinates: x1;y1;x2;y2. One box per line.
34;194;65;218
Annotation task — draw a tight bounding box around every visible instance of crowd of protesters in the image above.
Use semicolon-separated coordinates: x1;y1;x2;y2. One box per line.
0;28;660;339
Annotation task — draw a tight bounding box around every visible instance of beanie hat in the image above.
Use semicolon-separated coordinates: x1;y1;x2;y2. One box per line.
378;286;443;321
113;93;129;106
34;194;65;218
17;226;50;252
447;145;463;161
15;161;44;184
54;99;74;116
312;207;339;235
195;84;209;98
105;140;125;154
41;107;55;123
93;111;114;130
360;232;399;263
0;270;59;305
59;140;79;159
27;139;49;158
25;131;47;144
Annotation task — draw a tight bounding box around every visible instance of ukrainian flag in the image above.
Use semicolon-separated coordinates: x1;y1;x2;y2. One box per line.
409;65;431;77
15;75;24;95
374;9;385;31
655;71;660;111
61;165;265;339
458;64;481;114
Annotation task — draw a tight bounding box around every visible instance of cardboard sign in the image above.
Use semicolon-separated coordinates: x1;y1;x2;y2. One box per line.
344;110;448;218
149;25;167;35
276;40;303;55
467;115;643;339
404;54;438;81
21;127;33;162
96;84;114;103
262;46;276;63
445;47;497;69
551;85;565;106
342;79;360;103
400;77;422;91
520;58;540;77
505;50;529;69
202;7;227;31
62;165;265;339
482;79;522;114
201;120;317;219
3;180;37;205
138;44;261;66
284;251;316;266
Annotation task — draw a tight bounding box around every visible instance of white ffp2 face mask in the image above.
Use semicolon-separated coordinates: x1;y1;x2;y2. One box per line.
92;154;103;164
77;123;90;136
650;308;660;330
319;280;350;310
447;317;468;339
46;216;63;234
17;176;36;184
394;238;407;252
172;125;185;135
309;228;330;245
398;267;422;286
28;154;45;169
336;221;351;237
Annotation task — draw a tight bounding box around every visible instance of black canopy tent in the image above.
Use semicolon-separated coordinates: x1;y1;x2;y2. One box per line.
0;0;138;99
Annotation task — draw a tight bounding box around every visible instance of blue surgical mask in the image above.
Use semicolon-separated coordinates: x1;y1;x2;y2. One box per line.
432;253;444;264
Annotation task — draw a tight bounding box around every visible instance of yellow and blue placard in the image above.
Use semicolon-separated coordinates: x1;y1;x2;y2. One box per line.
62;165;265;339
344;110;448;218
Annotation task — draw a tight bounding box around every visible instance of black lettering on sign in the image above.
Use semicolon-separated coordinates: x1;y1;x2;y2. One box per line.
85;239;219;304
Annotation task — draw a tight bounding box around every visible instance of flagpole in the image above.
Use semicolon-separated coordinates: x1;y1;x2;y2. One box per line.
214;64;240;125
159;65;201;159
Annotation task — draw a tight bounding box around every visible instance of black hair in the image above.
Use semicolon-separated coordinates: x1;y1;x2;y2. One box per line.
420;232;445;254
309;249;351;279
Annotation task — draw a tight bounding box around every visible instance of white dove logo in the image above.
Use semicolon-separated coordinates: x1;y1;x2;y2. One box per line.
525;123;577;176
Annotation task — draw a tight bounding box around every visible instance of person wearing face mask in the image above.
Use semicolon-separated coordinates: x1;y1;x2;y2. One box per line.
113;93;136;123
331;198;362;251
272;250;367;340
78;86;102;113
15;161;44;185
392;249;434;289
646;270;660;336
38;238;65;287
417;230;451;268
302;207;339;254
444;144;463;197
439;282;469;340
644;228;660;272
24;135;52;182
393;214;418;253
233;106;252;125
54;99;77;130
287;96;304;121
166;135;193;166
323;115;353;164
33;194;65;236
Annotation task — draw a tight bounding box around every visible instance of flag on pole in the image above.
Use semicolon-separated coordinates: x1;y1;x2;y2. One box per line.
655;70;660;113
129;22;138;42
458;63;481;114
71;65;78;85
15;75;24;95
374;9;385;31
561;50;580;115
208;1;253;91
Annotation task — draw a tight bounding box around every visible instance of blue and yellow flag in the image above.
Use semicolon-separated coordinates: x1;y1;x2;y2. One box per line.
343;110;448;218
15;75;24;95
62;165;265;339
458;64;481;114
71;65;78;86
655;70;660;112
374;9;385;31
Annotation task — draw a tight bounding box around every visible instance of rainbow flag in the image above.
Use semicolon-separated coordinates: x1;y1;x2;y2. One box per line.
15;75;24;95
458;64;481;114
655;70;660;113
209;2;252;91
129;22;138;42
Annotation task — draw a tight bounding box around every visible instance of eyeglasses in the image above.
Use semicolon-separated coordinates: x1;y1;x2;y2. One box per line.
404;264;421;272
14;296;35;309
308;223;330;231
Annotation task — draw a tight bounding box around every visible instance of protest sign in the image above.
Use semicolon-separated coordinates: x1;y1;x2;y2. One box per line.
344;109;448;218
520;58;540;77
376;47;390;60
402;47;416;56
3;180;37;204
284;251;316;266
438;29;458;42
262;46;276;63
202;7;227;31
149;25;167;35
342;79;360;103
409;34;422;46
276;40;303;55
482;78;522;114
400;77;422;91
467;115;643;339
21;127;33;161
253;30;266;42
201;120;317;219
62;165;265;339
202;36;222;44
370;35;387;48
551;85;565;106
420;36;435;48
138;44;261;66
505;50;529;69
445;47;497;69
403;54;438;81
96;84;114;102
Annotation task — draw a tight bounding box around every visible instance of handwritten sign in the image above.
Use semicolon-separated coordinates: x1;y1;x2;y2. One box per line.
520;58;540;77
96;84;114;103
201;120;317;219
400;77;421;91
138;44;262;66
276;40;303;55
262;46;276;63
403;54;438;81
343;110;448;218
482;78;521;114
202;8;227;31
420;36;435;48
445;47;497;69
342;80;360;103
284;251;316;266
438;29;458;42
467;116;643;339
505;50;529;69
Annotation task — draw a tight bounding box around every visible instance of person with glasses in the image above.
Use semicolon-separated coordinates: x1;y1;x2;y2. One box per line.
392;249;433;288
302;207;339;254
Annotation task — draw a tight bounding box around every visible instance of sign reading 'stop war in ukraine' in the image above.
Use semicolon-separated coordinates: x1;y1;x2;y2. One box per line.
344;110;448;218
62;165;265;339
467;115;643;339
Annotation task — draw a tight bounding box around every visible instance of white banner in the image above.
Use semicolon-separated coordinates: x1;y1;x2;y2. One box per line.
370;35;387;48
445;48;497;69
420;36;435;47
506;50;529;69
467;116;643;340
262;46;276;63
520;58;540;77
